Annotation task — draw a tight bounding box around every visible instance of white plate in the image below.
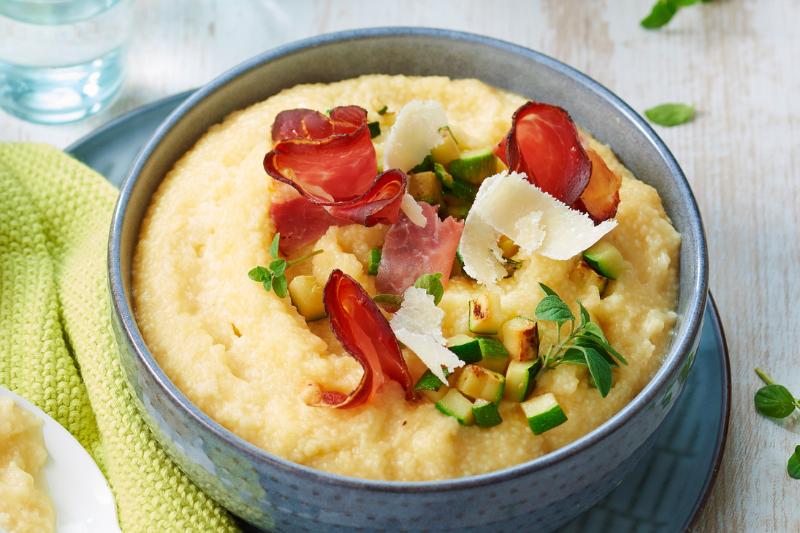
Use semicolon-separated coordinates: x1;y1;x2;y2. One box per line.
0;387;122;533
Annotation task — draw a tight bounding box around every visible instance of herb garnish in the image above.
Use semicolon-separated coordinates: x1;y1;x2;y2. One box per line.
753;368;800;480
789;446;800;480
534;283;627;398
377;105;388;115
248;233;323;298
373;273;444;308
754;368;800;418
368;121;381;138
641;0;714;29
645;103;695;127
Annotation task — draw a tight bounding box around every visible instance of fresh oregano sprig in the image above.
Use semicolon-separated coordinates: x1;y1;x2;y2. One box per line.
753;368;800;480
248;233;323;298
373;273;444;308
534;283;627;398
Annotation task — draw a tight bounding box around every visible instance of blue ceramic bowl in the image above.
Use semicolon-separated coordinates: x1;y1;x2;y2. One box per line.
108;28;708;533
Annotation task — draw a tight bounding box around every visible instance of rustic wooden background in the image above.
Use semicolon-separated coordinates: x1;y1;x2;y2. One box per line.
2;0;798;531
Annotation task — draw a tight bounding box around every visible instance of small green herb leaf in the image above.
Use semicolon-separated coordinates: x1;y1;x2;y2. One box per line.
582;322;607;342
674;0;699;6
270;233;281;259
572;337;619;368
537;282;558;297
789;446;800;479
755;385;797;418
272;274;288;298
641;0;678;28
645;103;695;127
248;267;264;281
535;295;574;324
262;276;272;293
269;258;287;277
560;348;587;366
414;273;445;305
368;121;381;139
577;299;591;328
377;105;388;115
373;294;405;308
585;347;613;398
575;332;627;366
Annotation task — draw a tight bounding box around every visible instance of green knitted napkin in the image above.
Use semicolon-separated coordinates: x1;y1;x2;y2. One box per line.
0;143;241;533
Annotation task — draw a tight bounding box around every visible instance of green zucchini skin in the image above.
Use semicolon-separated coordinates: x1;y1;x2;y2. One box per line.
472;399;503;428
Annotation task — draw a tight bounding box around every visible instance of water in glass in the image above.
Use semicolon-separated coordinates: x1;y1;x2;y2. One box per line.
0;0;134;124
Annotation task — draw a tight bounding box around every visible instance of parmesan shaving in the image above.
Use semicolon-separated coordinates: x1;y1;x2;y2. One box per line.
459;171;617;288
383;100;448;173
400;193;427;227
389;287;464;382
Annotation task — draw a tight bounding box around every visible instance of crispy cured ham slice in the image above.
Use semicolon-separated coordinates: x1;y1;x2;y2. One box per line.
502;101;591;207
573;134;622;223
318;270;414;408
376;202;464;297
265;106;406;251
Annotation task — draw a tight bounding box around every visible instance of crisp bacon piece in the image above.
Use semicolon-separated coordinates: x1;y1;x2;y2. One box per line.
318;270;413;408
265;106;377;202
269;184;351;253
376;202;464;297
265;106;407;251
503;101;592;206
572;134;621;223
325;169;406;226
272;109;333;141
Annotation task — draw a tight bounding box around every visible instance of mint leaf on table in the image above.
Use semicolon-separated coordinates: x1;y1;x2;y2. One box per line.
645;103;695;126
789;446;800;480
641;0;713;29
755;385;797;418
641;0;678;28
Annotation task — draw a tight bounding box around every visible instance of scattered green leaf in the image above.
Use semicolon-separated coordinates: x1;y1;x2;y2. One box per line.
645;103;695;127
270;233;280;259
537;282;558;297
373;294;405;308
585;347;613;397
789;446;800;479
755;384;797;418
535;295;575;325
414;273;445;305
641;0;678;28
368;121;381;139
249;241;322;298
377;105;388;115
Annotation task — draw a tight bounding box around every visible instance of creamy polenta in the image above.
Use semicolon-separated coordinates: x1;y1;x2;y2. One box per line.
132;75;680;481
0;398;56;533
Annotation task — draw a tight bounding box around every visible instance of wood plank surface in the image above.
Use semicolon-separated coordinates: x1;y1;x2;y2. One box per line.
2;0;798;531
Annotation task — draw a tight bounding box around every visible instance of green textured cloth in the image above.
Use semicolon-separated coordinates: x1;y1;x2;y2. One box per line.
0;143;241;533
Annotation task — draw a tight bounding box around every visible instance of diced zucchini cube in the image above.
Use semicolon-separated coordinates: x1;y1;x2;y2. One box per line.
368;248;382;276
447;148;497;185
430;126;461;166
571;259;609;297
436;389;474;425
501;316;540;361
583;241;625;280
469;290;503;335
472;399;503;428
288;276;327;321
445;178;478;202
447;334;482;364
408;171;444;207
410;155;433;173
455;364;506;405
504;359;542;402
521;393;568;435
414;369;447;391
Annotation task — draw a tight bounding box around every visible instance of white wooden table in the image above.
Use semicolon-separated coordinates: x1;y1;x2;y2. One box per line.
2;1;797;531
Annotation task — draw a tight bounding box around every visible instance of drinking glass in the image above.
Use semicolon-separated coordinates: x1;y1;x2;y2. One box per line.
0;0;135;124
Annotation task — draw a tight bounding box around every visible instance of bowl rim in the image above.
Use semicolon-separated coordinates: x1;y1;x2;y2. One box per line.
109;26;709;492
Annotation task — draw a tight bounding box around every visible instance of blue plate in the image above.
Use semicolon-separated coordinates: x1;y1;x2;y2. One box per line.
67;94;730;533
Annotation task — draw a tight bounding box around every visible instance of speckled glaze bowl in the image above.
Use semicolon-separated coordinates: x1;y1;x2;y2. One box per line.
108;28;708;533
